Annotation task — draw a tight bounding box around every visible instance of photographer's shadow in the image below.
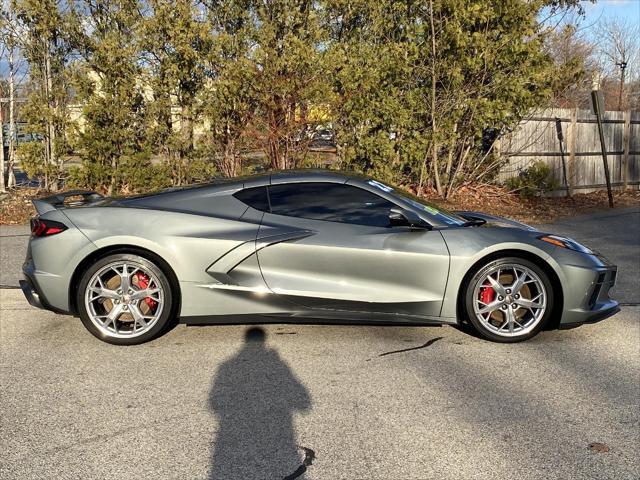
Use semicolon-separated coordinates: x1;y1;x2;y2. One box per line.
208;327;312;480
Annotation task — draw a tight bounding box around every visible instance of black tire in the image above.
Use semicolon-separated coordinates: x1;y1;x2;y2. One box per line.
77;253;175;345
462;256;554;343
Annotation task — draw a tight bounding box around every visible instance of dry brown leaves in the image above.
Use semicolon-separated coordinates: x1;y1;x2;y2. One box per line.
0;188;40;225
423;185;640;225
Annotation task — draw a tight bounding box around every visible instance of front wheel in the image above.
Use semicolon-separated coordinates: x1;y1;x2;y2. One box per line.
77;253;174;345
463;257;554;343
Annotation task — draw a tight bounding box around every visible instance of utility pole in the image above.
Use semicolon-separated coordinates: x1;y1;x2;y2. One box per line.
616;61;627;111
591;75;614;208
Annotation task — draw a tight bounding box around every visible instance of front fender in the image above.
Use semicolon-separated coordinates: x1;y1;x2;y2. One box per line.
439;226;561;319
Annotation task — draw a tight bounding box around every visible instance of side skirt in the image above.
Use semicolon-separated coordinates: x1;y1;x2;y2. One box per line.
180;310;457;327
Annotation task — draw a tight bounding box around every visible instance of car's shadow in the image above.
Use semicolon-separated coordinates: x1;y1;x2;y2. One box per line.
207;327;312;480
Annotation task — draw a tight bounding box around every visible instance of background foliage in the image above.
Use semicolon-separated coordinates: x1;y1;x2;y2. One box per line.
4;0;618;197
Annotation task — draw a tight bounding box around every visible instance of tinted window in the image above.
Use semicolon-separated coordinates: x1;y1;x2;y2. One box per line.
366;179;466;226
234;186;269;211
268;183;394;227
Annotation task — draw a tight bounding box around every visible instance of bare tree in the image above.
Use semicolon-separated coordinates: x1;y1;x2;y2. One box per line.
545;19;597;108
0;0;25;189
596;18;640;111
0;41;5;193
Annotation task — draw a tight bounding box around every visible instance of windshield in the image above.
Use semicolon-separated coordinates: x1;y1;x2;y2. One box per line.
366;179;467;226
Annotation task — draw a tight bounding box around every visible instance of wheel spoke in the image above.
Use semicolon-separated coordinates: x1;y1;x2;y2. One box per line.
511;269;527;295
487;274;506;296
131;288;161;302
100;304;122;330
129;305;148;332
516;293;544;310
89;285;120;300
119;264;131;292
505;307;516;333
478;300;502;314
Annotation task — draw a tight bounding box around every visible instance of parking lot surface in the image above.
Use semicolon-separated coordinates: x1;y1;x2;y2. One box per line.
1;206;639;479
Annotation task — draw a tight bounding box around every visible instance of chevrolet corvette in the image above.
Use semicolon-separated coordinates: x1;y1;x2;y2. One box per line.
20;170;619;344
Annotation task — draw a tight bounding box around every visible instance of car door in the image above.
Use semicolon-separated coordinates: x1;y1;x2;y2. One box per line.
255;182;450;317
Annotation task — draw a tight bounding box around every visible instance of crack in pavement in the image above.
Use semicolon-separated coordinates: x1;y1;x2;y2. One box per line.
378;336;443;357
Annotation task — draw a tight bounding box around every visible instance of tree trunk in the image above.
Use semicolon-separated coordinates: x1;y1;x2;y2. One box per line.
0;98;5;193
220;135;239;178
45;45;58;191
108;155;117;196
429;0;442;197
268;96;286;170
7;37;17;189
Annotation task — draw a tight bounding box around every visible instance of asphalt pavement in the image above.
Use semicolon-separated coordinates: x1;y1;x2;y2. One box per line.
0;206;639;480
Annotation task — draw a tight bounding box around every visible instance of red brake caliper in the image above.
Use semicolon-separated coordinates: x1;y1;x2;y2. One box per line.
134;272;157;310
480;283;495;305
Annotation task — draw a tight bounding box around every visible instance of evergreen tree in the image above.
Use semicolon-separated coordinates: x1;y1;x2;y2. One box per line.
68;0;151;195
200;0;257;177
14;0;73;190
142;0;211;185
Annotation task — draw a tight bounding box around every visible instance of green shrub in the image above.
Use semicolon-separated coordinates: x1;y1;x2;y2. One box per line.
505;160;559;198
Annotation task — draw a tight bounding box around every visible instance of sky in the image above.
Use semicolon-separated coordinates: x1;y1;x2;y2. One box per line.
582;0;640;27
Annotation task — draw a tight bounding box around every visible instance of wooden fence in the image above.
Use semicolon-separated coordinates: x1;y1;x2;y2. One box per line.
498;108;639;194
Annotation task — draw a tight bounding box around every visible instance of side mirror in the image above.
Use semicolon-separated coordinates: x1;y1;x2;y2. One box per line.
389;208;432;230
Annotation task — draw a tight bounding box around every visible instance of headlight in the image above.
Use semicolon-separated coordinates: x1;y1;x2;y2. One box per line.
538;234;593;254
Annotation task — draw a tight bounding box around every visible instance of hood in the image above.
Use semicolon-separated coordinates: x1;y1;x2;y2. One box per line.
455;211;539;231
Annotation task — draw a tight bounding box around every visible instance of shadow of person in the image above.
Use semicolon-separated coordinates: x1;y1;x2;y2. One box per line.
208;327;312;480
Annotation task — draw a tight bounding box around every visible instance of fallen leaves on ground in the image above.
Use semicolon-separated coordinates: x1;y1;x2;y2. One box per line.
588;442;610;453
422;184;640;225
0;188;40;225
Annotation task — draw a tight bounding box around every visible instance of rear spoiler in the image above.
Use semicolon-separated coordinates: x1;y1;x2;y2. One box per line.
33;190;105;215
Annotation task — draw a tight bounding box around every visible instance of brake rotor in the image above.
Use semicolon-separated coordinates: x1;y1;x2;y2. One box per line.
101;273;153;321
485;272;532;324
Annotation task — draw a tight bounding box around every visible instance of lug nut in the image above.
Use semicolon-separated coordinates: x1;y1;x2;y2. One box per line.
502;305;508;310
506;289;512;294
117;289;122;294
512;303;517;308
128;289;133;294
122;305;128;311
514;294;520;299
114;299;120;304
498;295;504;301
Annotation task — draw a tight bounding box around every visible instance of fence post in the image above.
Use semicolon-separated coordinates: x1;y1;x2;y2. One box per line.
622;110;631;190
567;108;577;196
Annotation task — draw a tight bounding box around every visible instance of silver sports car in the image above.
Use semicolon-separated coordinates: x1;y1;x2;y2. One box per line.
20;170;619;345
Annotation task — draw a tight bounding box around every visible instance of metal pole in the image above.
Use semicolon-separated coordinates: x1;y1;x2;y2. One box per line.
591;90;614;208
616;61;627;111
554;118;571;197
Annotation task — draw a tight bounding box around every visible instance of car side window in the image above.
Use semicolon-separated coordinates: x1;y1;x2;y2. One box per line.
234;186;270;212
268;182;395;227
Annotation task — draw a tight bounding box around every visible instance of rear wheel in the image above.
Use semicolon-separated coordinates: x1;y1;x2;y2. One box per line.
77;253;174;345
463;257;554;343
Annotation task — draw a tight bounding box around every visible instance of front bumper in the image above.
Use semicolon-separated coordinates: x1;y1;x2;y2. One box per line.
558;260;619;328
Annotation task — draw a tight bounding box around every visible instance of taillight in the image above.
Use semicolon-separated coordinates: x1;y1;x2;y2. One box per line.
30;218;68;237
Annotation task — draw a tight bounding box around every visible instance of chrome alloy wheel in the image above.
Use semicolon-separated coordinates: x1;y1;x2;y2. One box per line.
472;263;547;337
84;261;164;338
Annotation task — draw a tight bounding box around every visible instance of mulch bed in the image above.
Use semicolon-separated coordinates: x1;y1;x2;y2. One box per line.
1;184;639;226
